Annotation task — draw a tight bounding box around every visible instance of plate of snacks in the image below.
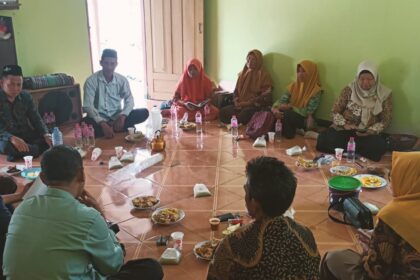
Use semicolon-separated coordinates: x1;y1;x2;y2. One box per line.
131;195;160;210
151;207;185;225
0;165;24;176
20;167;41;180
330;165;358;176
125;132;146;143
193;240;220;261
179;122;196;131
353;174;387;189
295;157;319;170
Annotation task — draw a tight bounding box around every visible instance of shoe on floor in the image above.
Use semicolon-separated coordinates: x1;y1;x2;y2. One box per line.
304;131;319;139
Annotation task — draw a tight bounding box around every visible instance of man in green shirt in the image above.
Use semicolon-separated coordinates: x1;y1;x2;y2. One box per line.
3;145;163;279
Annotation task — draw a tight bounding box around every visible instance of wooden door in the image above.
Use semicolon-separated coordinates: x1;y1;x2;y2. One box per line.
143;0;204;100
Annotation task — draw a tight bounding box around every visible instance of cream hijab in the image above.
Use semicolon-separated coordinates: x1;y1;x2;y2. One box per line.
349;61;391;127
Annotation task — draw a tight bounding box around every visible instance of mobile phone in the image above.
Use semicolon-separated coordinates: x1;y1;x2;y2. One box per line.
216;213;236;222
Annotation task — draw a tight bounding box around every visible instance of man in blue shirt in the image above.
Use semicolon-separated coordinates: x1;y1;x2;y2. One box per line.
3;145;163;279
0;65;52;161
83;49;149;139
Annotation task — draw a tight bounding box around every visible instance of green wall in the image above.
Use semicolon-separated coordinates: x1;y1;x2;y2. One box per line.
205;0;420;135
0;0;91;88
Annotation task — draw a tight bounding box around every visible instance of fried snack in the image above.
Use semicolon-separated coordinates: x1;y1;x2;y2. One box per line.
153;208;180;224
334;167;357;176
132;196;159;208
179;122;196;130
295;157;318;169
195;241;219;259
361;176;382;187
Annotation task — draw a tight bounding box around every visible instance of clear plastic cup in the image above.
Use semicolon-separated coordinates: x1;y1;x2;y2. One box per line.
23;156;33;169
335;148;344;161
128;127;135;135
170;231;184;251
115;146;123;158
268;132;275;143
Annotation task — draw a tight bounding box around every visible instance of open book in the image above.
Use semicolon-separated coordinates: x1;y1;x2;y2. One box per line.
22;176;48;200
184;99;210;109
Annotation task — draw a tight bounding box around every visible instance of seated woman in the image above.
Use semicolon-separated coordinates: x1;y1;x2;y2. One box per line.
320;151;420;279
219;50;273;125
272;60;322;139
163;58;218;122
208;157;320;280
316;61;392;161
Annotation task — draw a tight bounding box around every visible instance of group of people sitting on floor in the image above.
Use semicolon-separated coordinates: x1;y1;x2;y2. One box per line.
0;47;418;279
162;49;395;162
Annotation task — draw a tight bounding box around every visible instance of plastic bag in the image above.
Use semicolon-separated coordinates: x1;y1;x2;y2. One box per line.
108;156;123;170
120;151;134;163
253;136;267;147
193;183;211;198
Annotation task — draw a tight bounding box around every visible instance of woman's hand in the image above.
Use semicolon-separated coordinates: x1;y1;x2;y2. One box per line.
343;123;358;130
271;108;283;119
279;104;292;111
306;115;315;130
356;129;375;137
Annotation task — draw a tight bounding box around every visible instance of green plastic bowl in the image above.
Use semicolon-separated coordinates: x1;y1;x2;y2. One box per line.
328;176;362;191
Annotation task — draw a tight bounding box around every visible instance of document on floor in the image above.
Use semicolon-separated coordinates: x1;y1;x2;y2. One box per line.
22;176;48;199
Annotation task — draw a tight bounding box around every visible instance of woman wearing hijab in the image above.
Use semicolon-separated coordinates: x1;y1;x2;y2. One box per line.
316;61;392;161
208;157;320;280
272;60;322;139
164;58;218;122
219;50;273;125
320;151;420;279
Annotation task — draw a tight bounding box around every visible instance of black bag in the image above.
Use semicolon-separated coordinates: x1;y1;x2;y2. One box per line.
383;133;418;151
328;197;374;229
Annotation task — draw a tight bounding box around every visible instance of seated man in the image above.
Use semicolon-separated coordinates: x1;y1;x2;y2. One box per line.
0;65;52;161
208;156;320;280
83;49;149;139
3;145;163;279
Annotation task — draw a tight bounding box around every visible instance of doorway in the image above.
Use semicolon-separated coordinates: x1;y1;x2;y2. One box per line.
86;0;147;108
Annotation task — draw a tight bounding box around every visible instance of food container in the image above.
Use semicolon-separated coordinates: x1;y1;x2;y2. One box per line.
328;176;362;211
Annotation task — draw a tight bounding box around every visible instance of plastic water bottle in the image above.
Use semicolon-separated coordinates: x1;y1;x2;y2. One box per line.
347;137;356;163
195;111;202;133
151;105;162;134
74;123;83;148
204;104;211;123
231;115;238;140
52;127;63;146
49;112;56;128
81;122;89;148
275;119;282;141
170;104;177;121
88;125;95;148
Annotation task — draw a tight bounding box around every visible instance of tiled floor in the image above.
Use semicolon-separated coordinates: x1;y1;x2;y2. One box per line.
1;121;393;280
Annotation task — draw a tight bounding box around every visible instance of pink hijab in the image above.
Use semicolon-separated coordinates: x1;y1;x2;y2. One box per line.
175;58;214;103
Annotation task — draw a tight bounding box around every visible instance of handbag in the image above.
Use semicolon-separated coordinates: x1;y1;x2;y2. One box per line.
245;110;275;139
328;197;374;229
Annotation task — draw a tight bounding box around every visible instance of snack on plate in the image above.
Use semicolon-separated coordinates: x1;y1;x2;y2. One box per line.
295;157;319;169
152;208;182;224
27;171;40;178
360;175;382;188
194;240;220;260
132;196;159;208
330;166;358;176
179;122;196;130
222;223;241;236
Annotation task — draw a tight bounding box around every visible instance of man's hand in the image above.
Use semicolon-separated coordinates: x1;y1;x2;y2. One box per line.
78;190;104;217
271;108;283;119
10;136;29;152
113;115;126;132
43;134;52;147
306;115;315;130
100;122;114;139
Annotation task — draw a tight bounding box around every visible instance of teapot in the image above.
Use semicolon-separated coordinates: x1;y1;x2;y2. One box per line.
150;130;165;152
